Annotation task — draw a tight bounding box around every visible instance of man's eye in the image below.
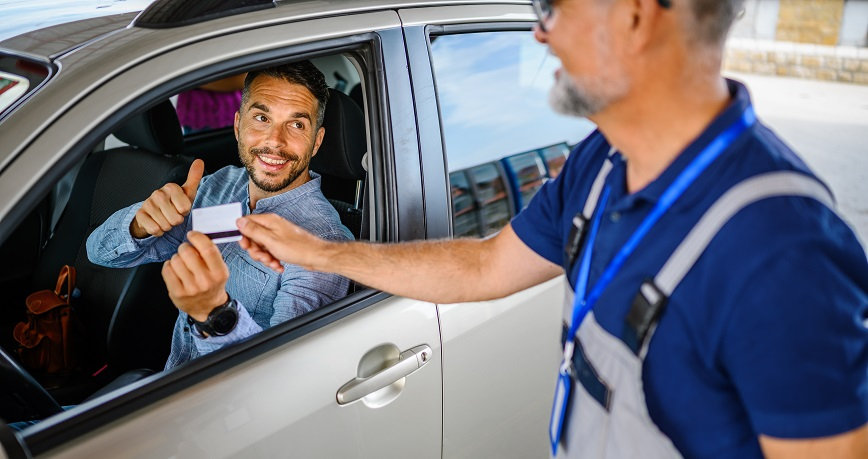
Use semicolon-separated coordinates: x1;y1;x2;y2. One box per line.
291;121;303;129
254;114;268;122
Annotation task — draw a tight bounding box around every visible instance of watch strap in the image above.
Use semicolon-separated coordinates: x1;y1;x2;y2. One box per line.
187;294;238;337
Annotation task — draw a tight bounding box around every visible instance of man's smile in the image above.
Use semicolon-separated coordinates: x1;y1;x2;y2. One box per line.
257;154;289;166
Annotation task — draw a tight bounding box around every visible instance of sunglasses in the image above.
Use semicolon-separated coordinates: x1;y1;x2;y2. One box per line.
532;0;673;32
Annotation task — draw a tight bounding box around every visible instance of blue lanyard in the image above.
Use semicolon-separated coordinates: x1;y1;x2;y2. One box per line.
566;106;756;342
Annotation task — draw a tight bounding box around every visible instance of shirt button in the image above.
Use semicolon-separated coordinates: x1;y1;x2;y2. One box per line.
610;212;621;223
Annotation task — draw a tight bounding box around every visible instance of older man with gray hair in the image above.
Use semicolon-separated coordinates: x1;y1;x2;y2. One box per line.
236;1;868;457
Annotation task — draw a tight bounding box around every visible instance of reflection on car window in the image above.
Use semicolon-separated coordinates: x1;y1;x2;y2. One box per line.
504;151;547;212
449;171;481;238
540;143;570;178
468;163;511;236
430;31;596;237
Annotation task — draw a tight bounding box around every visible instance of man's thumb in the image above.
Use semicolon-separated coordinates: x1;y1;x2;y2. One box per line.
182;159;205;201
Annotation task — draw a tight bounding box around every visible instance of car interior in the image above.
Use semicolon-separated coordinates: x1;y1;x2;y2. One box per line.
0;54;369;425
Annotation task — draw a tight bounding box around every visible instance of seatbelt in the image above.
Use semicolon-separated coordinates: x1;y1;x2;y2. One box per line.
360;151;371;241
622;171;835;357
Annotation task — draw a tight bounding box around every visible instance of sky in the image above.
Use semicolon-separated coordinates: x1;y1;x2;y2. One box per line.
0;0;154;42
430;31;595;171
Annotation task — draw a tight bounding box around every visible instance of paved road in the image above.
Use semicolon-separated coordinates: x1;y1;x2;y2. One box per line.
726;71;868;245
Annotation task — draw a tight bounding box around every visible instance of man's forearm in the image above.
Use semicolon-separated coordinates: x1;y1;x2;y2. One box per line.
237;215;563;304
314;238;499;304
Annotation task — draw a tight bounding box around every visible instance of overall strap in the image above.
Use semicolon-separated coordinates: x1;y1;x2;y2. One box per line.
583;151;615;220
563;147;616;272
623;171;835;357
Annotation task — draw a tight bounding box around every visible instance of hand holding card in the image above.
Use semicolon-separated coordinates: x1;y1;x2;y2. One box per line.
192;202;243;244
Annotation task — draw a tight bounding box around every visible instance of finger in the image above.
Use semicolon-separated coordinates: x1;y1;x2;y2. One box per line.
168;250;196;289
187;231;229;274
161;260;183;297
145;191;183;231
135;209;165;237
168;185;194;217
182;159;205;202
236;214;281;247
154;185;190;225
240;236;284;273
176;241;209;277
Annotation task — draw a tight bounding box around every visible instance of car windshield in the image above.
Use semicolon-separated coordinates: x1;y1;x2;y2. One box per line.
0;0;156;42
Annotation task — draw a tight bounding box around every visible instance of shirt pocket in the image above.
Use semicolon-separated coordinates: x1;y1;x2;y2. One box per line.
224;251;269;322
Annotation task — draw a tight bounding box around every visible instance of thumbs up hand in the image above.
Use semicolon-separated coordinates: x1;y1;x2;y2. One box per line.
131;159;205;239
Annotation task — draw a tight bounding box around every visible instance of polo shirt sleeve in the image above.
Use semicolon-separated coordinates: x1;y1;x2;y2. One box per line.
511;172;567;266
512;132;608;267
719;213;868;439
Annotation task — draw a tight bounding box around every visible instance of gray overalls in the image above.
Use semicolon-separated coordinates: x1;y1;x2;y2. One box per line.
555;158;834;458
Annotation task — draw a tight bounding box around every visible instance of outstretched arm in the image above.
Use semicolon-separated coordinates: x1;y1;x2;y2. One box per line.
236;214;562;304
760;424;868;459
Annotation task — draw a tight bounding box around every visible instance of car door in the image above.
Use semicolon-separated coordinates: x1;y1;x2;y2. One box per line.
0;8;442;459
400;4;598;457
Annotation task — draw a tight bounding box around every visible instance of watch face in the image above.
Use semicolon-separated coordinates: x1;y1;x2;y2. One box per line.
211;306;239;335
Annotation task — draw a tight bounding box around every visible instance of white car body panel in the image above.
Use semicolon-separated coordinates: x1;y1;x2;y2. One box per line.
438;276;563;458
42;297;442;458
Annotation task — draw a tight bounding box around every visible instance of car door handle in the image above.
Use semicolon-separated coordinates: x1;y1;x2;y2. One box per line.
336;344;432;405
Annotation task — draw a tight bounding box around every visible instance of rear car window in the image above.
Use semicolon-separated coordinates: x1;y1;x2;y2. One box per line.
0;56;50;119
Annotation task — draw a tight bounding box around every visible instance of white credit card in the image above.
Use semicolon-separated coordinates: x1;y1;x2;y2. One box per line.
192;202;242;244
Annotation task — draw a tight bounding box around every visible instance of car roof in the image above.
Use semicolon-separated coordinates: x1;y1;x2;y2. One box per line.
0;0;528;63
0;13;139;63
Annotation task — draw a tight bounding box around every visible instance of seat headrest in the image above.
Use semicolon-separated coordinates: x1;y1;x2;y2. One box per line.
310;88;366;180
114;100;184;155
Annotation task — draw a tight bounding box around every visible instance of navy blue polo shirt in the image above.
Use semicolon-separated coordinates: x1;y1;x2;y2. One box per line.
512;80;868;457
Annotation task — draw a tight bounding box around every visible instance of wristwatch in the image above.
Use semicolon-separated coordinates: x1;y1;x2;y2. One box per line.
187;295;239;337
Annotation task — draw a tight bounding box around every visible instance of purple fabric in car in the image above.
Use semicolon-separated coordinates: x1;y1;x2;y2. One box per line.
176;88;242;131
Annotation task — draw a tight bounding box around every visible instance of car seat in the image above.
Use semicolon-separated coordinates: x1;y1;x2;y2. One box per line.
310;88;367;240
29;100;193;403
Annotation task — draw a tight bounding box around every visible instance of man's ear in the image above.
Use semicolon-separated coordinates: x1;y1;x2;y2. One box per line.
233;111;240;141
311;126;325;157
623;0;662;54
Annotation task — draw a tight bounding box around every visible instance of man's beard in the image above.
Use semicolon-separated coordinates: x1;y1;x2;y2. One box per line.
549;70;627;119
548;27;629;119
240;145;310;193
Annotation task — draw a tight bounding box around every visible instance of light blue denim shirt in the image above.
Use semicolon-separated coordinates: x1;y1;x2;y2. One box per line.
86;166;352;369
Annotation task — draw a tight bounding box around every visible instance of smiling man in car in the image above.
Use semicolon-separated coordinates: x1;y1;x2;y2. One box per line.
234;0;868;458
87;60;352;369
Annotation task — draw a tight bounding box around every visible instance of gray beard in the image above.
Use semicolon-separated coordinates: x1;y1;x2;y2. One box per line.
548;71;607;118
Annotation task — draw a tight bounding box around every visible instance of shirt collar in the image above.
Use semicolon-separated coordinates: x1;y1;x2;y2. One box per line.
606;78;753;212
244;171;324;214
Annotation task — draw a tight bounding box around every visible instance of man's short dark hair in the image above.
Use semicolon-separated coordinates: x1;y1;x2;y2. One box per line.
241;60;330;129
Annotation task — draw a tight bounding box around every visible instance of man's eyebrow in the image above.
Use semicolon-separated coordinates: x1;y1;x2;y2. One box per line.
292;112;312;122
249;102;269;113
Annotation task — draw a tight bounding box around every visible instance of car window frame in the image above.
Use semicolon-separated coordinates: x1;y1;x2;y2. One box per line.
11;28;411;455
422;21;542;238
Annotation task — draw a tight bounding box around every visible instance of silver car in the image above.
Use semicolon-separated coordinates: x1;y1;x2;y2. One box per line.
0;0;593;457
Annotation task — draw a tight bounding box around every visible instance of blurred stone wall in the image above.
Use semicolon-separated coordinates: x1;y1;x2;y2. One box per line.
724;38;868;84
775;0;845;45
724;0;868;84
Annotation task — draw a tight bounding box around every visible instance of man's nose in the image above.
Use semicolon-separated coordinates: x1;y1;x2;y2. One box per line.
265;125;287;148
533;23;548;44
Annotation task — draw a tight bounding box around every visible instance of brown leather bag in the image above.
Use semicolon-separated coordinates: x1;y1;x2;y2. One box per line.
13;265;81;374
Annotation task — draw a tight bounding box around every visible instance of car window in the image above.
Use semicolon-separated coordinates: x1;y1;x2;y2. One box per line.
0;56;50;120
0;48;372;436
429;31;596;236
